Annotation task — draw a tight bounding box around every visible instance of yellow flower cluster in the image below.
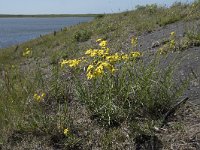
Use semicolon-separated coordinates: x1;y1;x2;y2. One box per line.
84;39;110;58
22;48;32;57
34;92;46;102
121;54;129;60
131;36;138;47
106;52;142;62
86;61;116;79
159;31;176;54
106;53;121;63
85;48;109;57
61;38;142;80
97;39;107;48
64;128;69;136
85;51;141;80
60;58;82;68
99;40;107;48
130;52;142;58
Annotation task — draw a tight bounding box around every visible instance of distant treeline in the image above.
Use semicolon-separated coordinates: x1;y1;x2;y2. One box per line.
0;14;101;18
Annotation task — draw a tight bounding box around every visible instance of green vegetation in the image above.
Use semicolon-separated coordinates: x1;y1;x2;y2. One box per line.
73;29;92;42
0;1;200;149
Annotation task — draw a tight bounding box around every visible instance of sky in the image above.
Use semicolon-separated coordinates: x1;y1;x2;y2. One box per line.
0;0;194;15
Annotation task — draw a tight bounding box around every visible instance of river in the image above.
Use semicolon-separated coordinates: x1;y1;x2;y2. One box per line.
0;17;93;48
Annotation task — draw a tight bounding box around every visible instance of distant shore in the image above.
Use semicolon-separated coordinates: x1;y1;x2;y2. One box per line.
0;14;100;18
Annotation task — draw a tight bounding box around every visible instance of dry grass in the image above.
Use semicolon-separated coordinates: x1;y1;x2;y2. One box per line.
158;102;200;150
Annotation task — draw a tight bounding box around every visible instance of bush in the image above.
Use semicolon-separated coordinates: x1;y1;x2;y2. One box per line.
73;29;92;42
61;37;189;127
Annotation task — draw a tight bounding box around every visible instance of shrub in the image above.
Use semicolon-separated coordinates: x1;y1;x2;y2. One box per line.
61;37;189;127
73;29;92;42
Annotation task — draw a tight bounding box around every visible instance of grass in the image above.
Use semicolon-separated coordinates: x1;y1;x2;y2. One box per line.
0;1;200;149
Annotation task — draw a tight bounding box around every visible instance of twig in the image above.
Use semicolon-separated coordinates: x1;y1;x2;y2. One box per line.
189;131;200;142
161;97;189;127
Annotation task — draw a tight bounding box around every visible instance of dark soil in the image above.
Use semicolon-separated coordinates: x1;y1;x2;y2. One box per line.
137;20;200;105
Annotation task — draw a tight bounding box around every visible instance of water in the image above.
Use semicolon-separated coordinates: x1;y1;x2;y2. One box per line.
0;17;93;48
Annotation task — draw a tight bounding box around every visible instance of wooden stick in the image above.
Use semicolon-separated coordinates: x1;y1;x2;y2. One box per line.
161;97;189;127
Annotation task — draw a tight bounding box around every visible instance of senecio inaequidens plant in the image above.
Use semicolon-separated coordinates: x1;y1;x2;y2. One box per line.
60;33;187;126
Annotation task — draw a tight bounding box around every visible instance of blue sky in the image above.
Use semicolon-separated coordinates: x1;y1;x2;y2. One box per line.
0;0;194;14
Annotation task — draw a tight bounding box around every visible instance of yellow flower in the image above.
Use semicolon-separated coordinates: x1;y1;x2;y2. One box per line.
60;60;68;68
34;94;41;102
64;128;69;136
131;36;138;47
86;61;116;80
90;50;98;57
87;64;94;72
97;49;105;56
169;39;175;49
22;48;32;57
34;93;38;100
96;38;102;42
121;54;129;60
85;49;108;57
99;40;107;48
85;49;93;55
105;48;110;54
170;31;175;36
100;62;116;74
41;93;46;98
34;92;46;102
106;53;121;63
111;68;117;73
85;49;98;57
69;59;81;67
94;64;104;76
86;65;95;79
87;71;94;80
130;51;142;58
60;59;81;68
